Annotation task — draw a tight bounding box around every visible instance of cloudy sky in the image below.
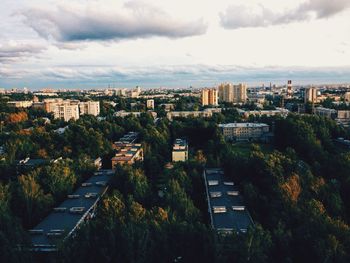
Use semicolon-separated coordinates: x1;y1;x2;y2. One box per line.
1;0;350;89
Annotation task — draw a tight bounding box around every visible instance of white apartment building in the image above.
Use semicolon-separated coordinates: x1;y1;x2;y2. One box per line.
79;101;100;116
218;123;269;141
172;139;188;162
146;99;155;109
53;101;80;122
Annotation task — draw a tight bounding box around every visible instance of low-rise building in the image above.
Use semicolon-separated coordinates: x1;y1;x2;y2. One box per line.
7;101;33;108
111;142;143;168
172;139;188;162
218;123;270;141
203;168;253;234
237;108;289;118
166;111;212;121
315;107;337;119
114;110;157;119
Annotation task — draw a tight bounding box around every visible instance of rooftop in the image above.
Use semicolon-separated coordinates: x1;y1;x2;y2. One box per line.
29;169;114;251
203;168;254;233
173;139;188;151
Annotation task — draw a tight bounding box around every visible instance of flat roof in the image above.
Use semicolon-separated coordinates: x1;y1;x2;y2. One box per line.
203;168;254;233
218;123;269;128
30;169;114;251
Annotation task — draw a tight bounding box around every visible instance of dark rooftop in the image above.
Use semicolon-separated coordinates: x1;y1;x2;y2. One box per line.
203;168;254;233
29;169;114;251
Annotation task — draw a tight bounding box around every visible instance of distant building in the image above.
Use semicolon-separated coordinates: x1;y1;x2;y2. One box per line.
218;123;269;141
218;83;247;103
146;99;155;109
34;98;79;121
79;101;100;116
111;142;144;168
54;100;80;121
287;80;293;98
304;87;318;103
7;101;33;108
160;103;175;111
201;88;218;106
237;108;289;118
344;92;350;102
314;107;337;119
172;139;188;162
114;110;157;119
166;111;212;121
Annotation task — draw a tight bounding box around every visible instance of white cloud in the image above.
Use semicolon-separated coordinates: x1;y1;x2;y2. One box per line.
19;1;207;42
0;41;46;63
220;0;350;29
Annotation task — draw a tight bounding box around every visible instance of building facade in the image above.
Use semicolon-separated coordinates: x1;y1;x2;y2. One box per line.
218;123;270;141
218;83;247;103
201;88;218;106
79;101;100;116
172;139;188;162
304;87;318;103
146;99;155;109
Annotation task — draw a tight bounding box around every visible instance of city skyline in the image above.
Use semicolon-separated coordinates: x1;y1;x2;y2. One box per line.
1;0;350;89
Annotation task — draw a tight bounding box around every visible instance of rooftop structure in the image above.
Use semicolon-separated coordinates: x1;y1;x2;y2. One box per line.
203;168;253;234
111;134;143;168
29;170;114;252
172;139;188;162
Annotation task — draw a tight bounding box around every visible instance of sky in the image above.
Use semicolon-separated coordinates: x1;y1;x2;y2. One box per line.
1;0;350;89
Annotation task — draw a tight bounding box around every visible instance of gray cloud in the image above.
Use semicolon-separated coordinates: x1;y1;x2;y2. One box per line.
19;2;207;42
220;0;350;29
0;42;46;63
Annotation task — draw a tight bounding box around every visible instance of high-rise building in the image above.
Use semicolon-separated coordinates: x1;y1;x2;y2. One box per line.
146;99;155;109
287;80;293;97
218;83;247;103
201;88;218;106
53;100;80;122
304;87;318;103
79;101;100;116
